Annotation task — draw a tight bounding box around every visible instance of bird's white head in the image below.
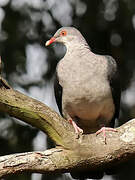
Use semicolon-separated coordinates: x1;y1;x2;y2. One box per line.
45;27;87;47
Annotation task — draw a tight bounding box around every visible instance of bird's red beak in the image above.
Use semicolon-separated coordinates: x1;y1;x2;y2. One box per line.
45;37;56;46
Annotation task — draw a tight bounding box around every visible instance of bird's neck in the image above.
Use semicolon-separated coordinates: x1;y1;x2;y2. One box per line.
65;41;92;57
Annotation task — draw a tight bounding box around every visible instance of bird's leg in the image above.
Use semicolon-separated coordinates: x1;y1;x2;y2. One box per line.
96;127;117;144
69;119;83;134
63;110;83;137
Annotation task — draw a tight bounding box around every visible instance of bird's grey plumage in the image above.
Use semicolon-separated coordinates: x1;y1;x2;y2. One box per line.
52;27;120;134
47;26;121;179
52;27;121;133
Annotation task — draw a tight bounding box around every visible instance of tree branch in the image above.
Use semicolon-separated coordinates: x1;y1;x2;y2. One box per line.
0;119;135;178
0;59;135;178
0;79;77;148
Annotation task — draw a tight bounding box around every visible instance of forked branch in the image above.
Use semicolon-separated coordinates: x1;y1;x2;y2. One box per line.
0;59;135;178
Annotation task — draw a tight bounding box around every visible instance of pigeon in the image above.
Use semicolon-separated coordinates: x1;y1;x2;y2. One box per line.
46;27;121;143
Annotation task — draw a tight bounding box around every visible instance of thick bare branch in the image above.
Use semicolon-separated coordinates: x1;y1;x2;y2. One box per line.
0;120;135;178
0;80;77;148
1;71;135;178
0;148;67;178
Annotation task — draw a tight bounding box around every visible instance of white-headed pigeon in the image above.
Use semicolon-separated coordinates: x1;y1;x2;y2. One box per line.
46;27;121;143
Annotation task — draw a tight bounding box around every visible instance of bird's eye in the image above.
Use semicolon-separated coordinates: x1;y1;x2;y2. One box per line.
60;30;67;36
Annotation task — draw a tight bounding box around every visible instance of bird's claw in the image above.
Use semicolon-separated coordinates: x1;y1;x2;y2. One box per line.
96;127;118;144
69;119;83;138
75;127;83;139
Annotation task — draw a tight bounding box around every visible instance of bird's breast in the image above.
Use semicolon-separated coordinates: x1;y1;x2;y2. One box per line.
57;55;115;132
62;78;115;129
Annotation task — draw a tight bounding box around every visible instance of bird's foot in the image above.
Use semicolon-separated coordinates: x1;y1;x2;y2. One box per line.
69;119;83;138
96;127;117;144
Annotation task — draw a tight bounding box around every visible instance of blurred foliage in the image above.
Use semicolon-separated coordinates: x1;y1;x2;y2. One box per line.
0;0;135;179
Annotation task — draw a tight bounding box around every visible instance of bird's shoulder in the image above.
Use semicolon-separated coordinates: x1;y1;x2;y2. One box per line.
103;55;118;77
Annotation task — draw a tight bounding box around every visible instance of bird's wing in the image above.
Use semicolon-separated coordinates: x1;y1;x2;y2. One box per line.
54;72;63;116
105;55;121;127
